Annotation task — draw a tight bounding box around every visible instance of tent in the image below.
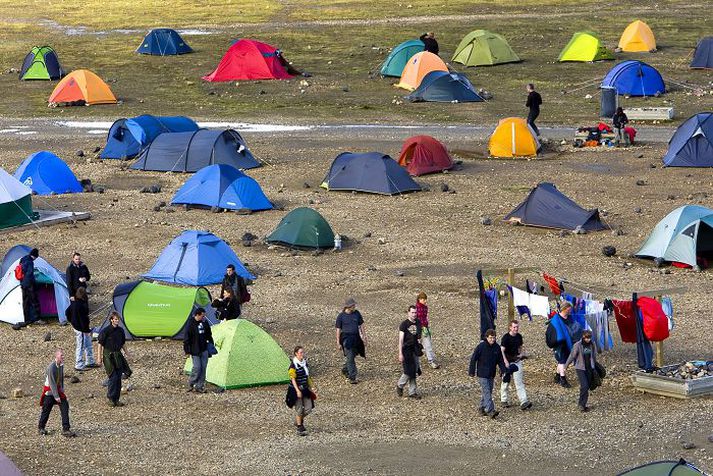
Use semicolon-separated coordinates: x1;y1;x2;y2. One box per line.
488;117;540;158
266;207;335;249
617;459;705;475
144;230;254;286
1;244;31;276
601;60;665;97
20;45;64;80
635;205;713;268
171;164;273;212
0;167;38;230
136;28;193;55
380;39;425;77
452;30;520;67
405;71;484;103
14;151;83;195
131;129;260;172
663;113;713;167
558;31;615;62
618;20;657;52
48;69;117;106
504;182;607;231
398;135;454;176
101;115;199;159
0;256;70;325
95;280;218;340
0;451;22;476
395;51;448;91
203;39;294;81
691;37;713;69
184;319;290;389
322;152;422;195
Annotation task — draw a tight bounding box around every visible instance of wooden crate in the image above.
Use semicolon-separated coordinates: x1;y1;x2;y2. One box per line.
623;107;675;121
631;364;713;399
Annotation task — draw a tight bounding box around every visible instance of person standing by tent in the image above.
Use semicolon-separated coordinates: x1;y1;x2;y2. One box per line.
468;329;508;418
184;308;213;393
335;298;367;385
66;252;90;300
613;107;629;146
500;320;532;410
287;346;317;436
19;248;45;325
213;287;240;321
396;305;423;399
546;302;580;389
416;292;439;369
420;32;439;55
221;264;248;314
98;311;132;406
67;287;97;371
525;83;543;137
38;349;76;437
565;330;599;412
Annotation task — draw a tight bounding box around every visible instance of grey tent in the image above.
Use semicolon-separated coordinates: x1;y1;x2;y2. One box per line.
131;129;260;172
690;37;713;69
322;152;421;195
504;182;606;231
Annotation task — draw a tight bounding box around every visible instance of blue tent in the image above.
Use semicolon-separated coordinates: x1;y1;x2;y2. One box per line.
171;164;273;211
663;113;713;167
101;115;199;159
380;39;425;77
406;71;484;103
1;244;31;276
131;129;260;172
144;230;255;286
601;60;665;97
136;29;193;55
322;152;421;195
14;151;83;195
691;37;713;69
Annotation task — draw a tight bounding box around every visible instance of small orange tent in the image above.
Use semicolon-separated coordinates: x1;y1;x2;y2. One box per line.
398;135;453;176
488;118;540;158
48;69;117;106
395;52;448;91
618;20;656;52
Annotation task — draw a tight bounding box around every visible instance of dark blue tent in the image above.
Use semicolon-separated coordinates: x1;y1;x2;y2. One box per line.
131;129;260;172
601;60;665;97
504;182;606;231
14;151;83;195
322;152;421;195
101;115;199;159
136;29;193;55
663;113;713;167
691;37;713;69
171;164;273;211
406;71;484;103
1;244;31;276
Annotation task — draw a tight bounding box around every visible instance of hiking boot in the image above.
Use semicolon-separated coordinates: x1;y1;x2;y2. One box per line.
578;405;589;413
487;410;499;419
554;373;561;384
396;386;403;397
186;386;194;393
195;387;207;394
521;401;533;411
429;361;440;369
74;366;87;372
62;430;77;438
38;428;48;436
297;425;307;436
341;368;348;377
113;401;125;407
349;379;358;385
560;376;572;389
479;407;487;416
407;393;422;400
501;401;511;408
86;363;101;369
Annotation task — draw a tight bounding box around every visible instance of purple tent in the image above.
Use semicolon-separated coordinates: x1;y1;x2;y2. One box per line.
0;451;22;476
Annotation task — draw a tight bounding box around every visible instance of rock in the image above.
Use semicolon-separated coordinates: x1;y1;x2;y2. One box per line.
93;146;101;153
76;150;85;157
80;179;94;192
448;189;456;194
299;79;310;87
126;383;136;392
164;207;175;213
634;207;642;213
303;182;311;189
363;232;372;238
12;388;23;398
635;180;646;186
210;206;223;213
612;228;625;236
558;230;570;237
242;239;252;247
70;375;80;384
342;85;350;92
242;232;257;242
213;387;225;394
659;268;671;275
602;246;616;257
378;238;387;245
681;441;696;450
95;186;105;194
440;183;449;192
140;184;161;193
273;271;282;277
87;393;94;399
707;434;713;443
43;331;51;342
153;384;161;389
312;249;323;256
152;206;162;212
573;226;587;235
157;201;166;208
395;270;405;277
480;216;492;226
667;194;676;200
649;163;657;168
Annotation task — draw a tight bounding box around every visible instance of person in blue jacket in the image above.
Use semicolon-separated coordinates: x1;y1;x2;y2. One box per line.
546;302;582;388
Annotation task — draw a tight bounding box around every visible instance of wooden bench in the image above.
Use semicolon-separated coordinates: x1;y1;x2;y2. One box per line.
623;107;675;121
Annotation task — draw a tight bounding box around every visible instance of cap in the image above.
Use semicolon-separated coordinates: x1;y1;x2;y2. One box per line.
344;298;357;308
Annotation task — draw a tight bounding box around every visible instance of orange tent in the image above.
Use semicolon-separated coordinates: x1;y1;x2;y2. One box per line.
398;135;453;175
48;69;117;106
488;118;540;158
618;20;656;52
395;52;448;91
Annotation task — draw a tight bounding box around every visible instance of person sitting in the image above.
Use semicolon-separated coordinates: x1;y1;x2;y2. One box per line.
613;107;629;146
275;50;311;77
420;32;439;55
212;287;240;321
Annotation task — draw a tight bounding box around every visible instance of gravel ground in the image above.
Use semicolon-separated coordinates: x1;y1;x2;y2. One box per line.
0;129;712;475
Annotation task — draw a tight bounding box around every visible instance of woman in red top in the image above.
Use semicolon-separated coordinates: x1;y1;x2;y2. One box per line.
416;292;439;369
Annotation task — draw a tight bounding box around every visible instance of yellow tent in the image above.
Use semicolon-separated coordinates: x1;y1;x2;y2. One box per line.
395;52;448;91
48;69;117;106
488;118;540;158
618;20;656;52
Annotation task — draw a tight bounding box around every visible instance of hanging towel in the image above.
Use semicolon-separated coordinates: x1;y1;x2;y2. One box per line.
511;286;550;317
612;299;637;343
543;273;562;295
477;270;496;341
661;297;674;331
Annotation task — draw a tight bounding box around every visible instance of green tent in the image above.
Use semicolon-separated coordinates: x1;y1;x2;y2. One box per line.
558;31;615;62
0;168;38;229
266;207;335;249
184;319;290;389
452;30;520;66
617;459;705;475
19;46;65;80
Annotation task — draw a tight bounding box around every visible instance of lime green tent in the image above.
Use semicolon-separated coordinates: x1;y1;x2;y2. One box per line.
184;319;290;389
266;207;335;249
20;46;65;80
452;30;520;66
0;168;38;229
558;31;615;62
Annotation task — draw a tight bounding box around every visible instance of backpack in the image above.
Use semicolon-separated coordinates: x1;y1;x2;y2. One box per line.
14;264;24;281
545;322;559;349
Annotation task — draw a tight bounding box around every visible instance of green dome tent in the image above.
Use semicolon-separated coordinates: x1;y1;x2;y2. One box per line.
452;30;520;67
558;31;615;62
266;207;335;249
184;319;290;389
20;46;65;80
0;167;38;229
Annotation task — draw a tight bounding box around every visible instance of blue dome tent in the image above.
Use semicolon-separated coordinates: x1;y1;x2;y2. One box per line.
406;71;484;103
143;230;255;286
322;152;421;195
0;244;31;276
171;164;272;211
663;113;713;167
136;28;193;55
380;39;425;77
101;115;199;159
601;60;665;97
14;151;83;195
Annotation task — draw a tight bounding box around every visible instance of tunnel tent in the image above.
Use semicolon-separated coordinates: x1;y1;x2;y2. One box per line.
101;115;199;159
136;28;193;55
14;151;83;195
380;39;425;77
20;45;65;80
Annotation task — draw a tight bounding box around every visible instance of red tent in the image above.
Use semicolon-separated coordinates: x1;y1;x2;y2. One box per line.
203;39;294;81
397;135;453;176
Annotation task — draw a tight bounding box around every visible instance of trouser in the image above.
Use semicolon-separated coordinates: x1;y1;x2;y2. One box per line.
397;353;419;396
341;346;357;380
616;127;628;145
39;397;70;431
107;368;122;403
74;330;95;369
189;351;209;389
500;361;528;404
422;332;436;363
527;110;540;136
479;377;495;413
21;285;39;323
576;369;590;407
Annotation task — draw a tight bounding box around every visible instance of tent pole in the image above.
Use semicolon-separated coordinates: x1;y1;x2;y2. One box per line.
654;294;664;367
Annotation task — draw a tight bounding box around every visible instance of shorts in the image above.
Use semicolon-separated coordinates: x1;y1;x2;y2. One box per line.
295;396;314;417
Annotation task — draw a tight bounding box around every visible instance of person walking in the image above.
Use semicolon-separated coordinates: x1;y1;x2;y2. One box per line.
67;287;97;371
546;302;581;388
613;107;629;146
183;308;213;393
98;311;132;407
500;320;532;410
396;305;423;399
287;346;317;436
525;83;543;137
38;349;76;437
66;252;91;299
565;330;599;412
468;329;508;418
19;248;44;325
335;298;367;384
416;292;439;369
419;32;439;55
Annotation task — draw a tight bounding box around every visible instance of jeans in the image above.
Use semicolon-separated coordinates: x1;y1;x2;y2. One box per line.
342;346;357;381
500;361;528;404
527;109;540;136
74;330;95;369
189;351;209;389
21;285;39;323
422;331;436;363
39;396;70;431
107;368;122;403
576;369;590;407
478;377;495;413
616;127;628;145
397;353;419;396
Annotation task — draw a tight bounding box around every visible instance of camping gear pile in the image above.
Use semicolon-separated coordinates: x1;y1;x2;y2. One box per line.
654;361;713;380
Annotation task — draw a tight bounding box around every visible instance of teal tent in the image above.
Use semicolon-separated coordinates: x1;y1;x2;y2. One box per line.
380;39;425;77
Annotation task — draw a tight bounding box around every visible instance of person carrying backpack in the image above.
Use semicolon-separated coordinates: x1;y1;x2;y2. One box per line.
19;248;44;326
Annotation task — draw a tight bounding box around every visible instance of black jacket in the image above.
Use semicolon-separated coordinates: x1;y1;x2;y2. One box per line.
220;274;248;303
469;340;507;379
213;296;240;320
183;317;214;356
67;299;90;333
66;262;91;297
419;34;439;55
613;112;629;128
526;91;542;112
19;255;35;288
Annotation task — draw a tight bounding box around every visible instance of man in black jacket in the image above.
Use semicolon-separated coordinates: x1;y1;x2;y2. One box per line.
67;287;98;371
183;308;213;393
420;32;439;55
98;312;131;407
20;248;44;325
469;329;507;418
66;252;91;300
525;83;543;137
221;264;248;304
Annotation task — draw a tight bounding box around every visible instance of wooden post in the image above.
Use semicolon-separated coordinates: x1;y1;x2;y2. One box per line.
507;268;515;321
654;295;664;367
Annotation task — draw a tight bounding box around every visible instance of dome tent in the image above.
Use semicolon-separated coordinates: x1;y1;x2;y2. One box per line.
398;135;454;176
266;207;335;249
662;113;713;167
48;69;117;106
618;20;656;52
14;151;83;195
380;39;425;77
405;71;484;103
558;31;614;62
0;167;38;230
452;30;520;67
20;45;64;80
322;152;421;195
136;28;193;55
617;458;705;475
601;60;665;97
101;115;199;159
395;51;448;91
1;244;31;276
203;39;294;81
488;118;540;158
691;37;713;69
